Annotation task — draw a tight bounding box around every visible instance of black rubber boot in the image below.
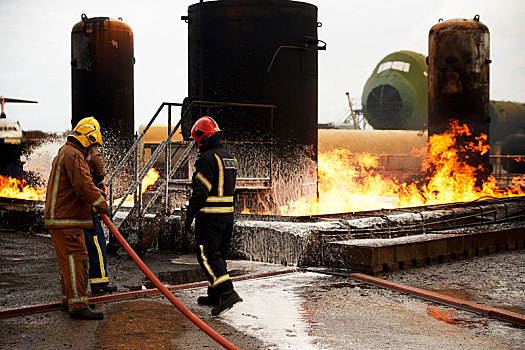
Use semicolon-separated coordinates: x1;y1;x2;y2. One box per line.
69;307;104;320
91;284;117;294
61;303;96;312
211;290;242;316
197;295;219;307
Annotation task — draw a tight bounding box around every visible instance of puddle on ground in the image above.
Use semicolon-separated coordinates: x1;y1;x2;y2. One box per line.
218;272;322;349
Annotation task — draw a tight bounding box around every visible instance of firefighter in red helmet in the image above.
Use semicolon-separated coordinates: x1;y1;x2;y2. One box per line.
185;116;242;316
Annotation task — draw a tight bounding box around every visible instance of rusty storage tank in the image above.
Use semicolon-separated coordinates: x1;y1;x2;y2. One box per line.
183;0;322;212
71;14;134;152
428;15;491;182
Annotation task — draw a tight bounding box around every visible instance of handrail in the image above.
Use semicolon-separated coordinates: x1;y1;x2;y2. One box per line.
110;117;184;216
143;140;195;214
107;102;182;185
107;102;183;214
106;99;277;220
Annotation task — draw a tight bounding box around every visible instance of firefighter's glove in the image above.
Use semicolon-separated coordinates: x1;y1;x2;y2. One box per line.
98;183;108;199
98;205;111;216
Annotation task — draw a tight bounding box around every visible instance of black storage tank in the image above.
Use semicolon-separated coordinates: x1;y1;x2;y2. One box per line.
71;14;134;153
183;0;322;211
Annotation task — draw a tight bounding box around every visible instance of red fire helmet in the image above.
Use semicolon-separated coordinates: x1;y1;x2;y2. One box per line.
190;116;222;146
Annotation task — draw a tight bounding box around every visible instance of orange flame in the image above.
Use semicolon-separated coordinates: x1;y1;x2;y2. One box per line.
281;121;525;216
0;175;46;201
113;168;160;204
0;168;161;205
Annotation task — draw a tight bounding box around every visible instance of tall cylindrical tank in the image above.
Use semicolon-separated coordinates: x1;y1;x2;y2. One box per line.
428;15;491;181
183;0;321;212
71;14;134;152
362;50;428;130
184;0;319;144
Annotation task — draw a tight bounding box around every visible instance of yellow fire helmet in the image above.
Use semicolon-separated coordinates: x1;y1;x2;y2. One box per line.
77;116;100;130
69;122;102;148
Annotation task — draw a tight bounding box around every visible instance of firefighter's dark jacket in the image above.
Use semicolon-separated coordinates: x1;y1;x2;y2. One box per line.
187;142;237;219
44;141;108;229
88;147;105;185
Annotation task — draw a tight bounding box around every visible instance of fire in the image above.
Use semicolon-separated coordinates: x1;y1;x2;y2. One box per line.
0;175;46;201
0;168;161;205
113;168;160;204
280;121;525;216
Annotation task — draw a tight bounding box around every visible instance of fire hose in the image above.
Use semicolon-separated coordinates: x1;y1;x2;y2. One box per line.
99;213;240;350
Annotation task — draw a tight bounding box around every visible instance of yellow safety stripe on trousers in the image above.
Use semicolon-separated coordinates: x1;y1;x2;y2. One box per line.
214;154;224;196
212;274;231;287
90;277;109;284
93;236;107;280
45;219;93;226
68;296;88;305
92;195;105;207
196;172;212;191
200;207;234;214
68;254;79;298
205;196;233;203
50;153;65;219
199;245;217;281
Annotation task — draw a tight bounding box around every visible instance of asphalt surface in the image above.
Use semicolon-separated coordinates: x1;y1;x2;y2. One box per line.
1;229;524;349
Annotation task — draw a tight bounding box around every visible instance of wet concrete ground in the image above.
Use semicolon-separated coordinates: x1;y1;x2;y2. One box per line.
1;229;524;349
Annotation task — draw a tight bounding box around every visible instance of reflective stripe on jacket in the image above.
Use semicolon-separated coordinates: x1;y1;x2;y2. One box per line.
187;144;237;218
44;141;108;228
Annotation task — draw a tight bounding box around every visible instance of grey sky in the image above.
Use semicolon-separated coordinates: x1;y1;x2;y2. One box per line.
1;0;524;132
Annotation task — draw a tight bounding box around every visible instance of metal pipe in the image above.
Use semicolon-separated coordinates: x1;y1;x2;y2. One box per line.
166;105;172;212
348;272;525;327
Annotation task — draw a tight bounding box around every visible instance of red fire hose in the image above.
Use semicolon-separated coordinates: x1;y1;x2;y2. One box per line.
99;213;240;350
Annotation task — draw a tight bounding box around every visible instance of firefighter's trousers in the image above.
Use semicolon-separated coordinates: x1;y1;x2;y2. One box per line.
49;227;89;311
84;213;110;287
195;213;234;295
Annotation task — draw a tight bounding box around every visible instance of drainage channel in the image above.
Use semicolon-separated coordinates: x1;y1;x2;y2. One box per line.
309;268;525;328
0;268;300;319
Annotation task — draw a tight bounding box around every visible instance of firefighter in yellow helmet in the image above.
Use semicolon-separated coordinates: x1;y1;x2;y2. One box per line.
77;116;100;130
75;117;118;295
44;119;110;320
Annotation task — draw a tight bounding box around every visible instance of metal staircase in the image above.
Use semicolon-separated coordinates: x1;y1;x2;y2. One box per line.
104;101;192;255
105;100;277;256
